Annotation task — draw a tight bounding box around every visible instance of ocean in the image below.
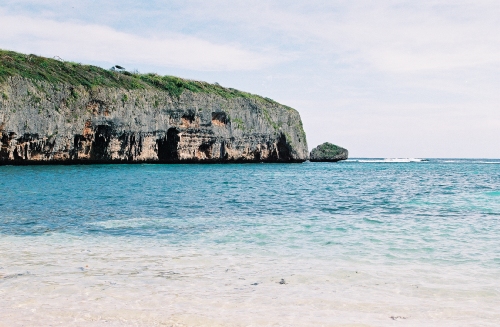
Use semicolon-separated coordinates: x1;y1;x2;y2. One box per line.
1;159;499;326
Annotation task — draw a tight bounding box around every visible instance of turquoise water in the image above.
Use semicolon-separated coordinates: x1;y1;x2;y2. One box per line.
1;160;499;326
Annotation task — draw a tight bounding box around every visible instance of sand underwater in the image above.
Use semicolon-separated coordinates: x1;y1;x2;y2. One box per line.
1;160;499;326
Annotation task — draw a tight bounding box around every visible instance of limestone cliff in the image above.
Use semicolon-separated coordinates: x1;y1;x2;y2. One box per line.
0;50;308;164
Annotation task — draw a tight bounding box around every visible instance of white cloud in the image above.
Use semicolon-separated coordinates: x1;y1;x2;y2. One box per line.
175;1;500;73
0;10;280;71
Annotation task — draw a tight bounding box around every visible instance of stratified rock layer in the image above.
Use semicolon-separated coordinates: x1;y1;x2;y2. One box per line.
0;77;308;164
310;142;348;162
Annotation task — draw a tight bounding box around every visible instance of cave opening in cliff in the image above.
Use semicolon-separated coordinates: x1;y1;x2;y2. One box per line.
157;127;180;162
181;112;196;127
211;112;227;126
198;139;216;160
276;133;292;161
91;125;113;160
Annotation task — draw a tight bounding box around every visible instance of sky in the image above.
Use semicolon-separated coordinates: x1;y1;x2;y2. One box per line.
0;0;499;158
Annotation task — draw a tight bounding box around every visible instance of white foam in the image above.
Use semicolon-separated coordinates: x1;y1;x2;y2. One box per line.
357;158;428;163
88;217;161;229
440;160;500;164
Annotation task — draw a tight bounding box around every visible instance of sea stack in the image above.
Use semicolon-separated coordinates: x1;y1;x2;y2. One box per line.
0;49;308;164
309;142;348;162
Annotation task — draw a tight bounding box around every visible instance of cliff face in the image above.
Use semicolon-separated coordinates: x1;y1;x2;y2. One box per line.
0;76;308;164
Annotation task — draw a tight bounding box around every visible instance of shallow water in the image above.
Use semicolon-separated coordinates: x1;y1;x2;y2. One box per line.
1;160;499;326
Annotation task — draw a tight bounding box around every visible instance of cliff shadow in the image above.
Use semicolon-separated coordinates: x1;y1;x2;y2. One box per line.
268;133;292;162
157;127;180;162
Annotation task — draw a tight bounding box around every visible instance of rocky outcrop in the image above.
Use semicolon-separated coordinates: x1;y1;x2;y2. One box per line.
309;142;348;162
0;76;308;164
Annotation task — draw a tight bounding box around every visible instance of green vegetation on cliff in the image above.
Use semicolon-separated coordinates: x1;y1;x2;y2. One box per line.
314;142;342;155
0;49;276;102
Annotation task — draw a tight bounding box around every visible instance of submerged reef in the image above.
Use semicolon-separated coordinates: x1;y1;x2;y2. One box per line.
309;142;348;162
0;49;308;164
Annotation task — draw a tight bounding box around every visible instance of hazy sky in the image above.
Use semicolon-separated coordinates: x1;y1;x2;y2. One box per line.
1;0;499;157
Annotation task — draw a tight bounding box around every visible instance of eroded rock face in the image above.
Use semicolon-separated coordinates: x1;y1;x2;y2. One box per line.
310;142;348;162
0;77;308;164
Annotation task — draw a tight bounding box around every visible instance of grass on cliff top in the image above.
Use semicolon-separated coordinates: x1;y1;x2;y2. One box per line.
0;49;281;103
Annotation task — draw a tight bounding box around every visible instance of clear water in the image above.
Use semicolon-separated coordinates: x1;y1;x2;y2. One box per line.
1;160;499;326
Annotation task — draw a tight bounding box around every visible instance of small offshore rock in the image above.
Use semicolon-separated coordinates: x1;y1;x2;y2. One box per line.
309;142;348;162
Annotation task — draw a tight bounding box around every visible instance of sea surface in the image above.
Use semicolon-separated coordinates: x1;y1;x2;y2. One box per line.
0;159;499;326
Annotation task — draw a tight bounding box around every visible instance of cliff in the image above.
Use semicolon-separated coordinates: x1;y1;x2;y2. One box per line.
0;50;308;164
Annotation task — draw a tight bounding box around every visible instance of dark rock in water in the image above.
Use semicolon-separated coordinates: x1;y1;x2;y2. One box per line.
309;142;348;162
